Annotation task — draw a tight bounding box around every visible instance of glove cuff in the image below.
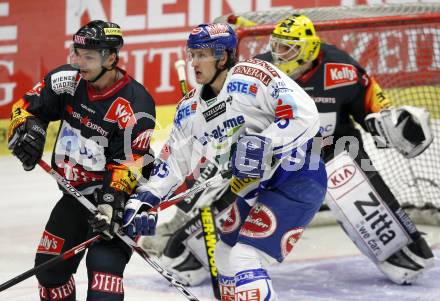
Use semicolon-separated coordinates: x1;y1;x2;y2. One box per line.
131;191;161;208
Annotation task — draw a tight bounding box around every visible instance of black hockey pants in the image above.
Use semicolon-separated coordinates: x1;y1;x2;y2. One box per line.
35;194;132;301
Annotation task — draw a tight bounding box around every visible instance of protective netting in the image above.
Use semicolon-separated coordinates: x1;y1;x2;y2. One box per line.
220;4;440;212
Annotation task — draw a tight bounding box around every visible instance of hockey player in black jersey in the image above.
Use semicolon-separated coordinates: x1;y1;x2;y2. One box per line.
146;14;435;289
8;20;156;301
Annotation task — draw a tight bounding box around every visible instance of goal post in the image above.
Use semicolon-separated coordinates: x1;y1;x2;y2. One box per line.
216;4;440;223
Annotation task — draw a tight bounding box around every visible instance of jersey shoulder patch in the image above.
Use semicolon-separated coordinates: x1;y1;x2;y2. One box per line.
50;66;80;96
244;58;281;79
231;61;274;86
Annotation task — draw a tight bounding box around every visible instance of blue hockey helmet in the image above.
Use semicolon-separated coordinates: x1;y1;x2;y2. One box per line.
187;23;237;63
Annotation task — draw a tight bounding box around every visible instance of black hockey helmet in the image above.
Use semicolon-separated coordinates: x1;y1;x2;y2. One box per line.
73;20;123;51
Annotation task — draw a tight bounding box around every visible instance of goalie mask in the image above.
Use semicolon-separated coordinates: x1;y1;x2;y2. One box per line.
270;15;321;77
365;106;433;158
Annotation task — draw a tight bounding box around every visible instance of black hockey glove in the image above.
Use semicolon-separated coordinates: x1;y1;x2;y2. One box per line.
89;187;128;240
8;115;46;171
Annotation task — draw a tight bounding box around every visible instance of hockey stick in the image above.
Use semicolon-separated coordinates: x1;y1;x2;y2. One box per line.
0;235;101;292
2;191;222;294
174;59;221;299
37;160;200;301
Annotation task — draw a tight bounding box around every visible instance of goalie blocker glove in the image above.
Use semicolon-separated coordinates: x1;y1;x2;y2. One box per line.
8;107;46;171
365;106;433;158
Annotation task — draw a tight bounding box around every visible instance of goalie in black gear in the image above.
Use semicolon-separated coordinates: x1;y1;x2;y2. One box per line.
141;14;434;287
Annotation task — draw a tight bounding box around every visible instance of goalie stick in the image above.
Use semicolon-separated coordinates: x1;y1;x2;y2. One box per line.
0;235;101;292
37;159;201;301
174;59;221;299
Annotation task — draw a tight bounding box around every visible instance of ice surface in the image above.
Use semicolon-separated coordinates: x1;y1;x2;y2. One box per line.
1;155;439;301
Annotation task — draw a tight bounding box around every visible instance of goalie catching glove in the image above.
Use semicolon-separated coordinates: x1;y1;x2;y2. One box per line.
365;106;433;158
8;105;46;171
123;191;160;237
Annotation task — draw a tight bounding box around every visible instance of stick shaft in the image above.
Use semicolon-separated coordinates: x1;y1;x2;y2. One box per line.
37;160;200;301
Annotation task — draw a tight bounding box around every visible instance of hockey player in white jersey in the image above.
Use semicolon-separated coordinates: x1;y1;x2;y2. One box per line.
148;14;435;289
122;23;327;300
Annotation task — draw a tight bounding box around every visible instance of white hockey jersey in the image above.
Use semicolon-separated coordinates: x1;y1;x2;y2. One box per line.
140;58;320;200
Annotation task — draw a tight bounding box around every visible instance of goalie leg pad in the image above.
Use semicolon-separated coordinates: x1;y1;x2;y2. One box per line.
377;236;434;284
140;207;192;256
326;150;412;262
326;150;435;284
160;249;208;286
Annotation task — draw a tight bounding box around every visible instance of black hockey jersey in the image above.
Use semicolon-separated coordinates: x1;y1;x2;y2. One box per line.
16;64;156;195
256;43;390;144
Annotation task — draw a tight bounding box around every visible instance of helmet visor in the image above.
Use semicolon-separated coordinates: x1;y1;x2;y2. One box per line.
186;47;218;64
270;36;303;63
69;45;106;70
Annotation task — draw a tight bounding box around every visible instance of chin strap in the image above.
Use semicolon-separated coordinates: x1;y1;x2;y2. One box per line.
89;67;110;83
207;60;228;86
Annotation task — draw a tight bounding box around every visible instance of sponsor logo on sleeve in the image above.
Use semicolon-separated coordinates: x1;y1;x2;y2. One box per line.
51;70;79;96
26;80;45;96
131;129;153;151
226;80;258;98
37;230;65;255
270;81;293;99
324;63;358;90
232;65;272;86
202;101;226;122
175;101;197;125
104;97;137;129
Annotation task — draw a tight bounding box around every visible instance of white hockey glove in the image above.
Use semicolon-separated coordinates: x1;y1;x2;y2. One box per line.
365;106;433;158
